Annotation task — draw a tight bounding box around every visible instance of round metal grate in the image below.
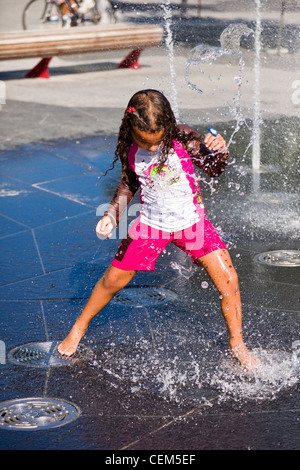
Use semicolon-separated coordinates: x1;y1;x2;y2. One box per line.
8;341;91;367
254;250;300;267
111;286;177;307
0;397;80;431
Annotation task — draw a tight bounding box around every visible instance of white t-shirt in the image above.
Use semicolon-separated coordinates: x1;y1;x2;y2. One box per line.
128;141;205;232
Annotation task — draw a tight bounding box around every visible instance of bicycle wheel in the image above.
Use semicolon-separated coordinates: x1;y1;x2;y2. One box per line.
22;0;64;30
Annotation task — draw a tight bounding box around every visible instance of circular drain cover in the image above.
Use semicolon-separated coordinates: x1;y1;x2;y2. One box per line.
0;397;80;431
8;341;91;368
111;286;177;307
254;250;300;267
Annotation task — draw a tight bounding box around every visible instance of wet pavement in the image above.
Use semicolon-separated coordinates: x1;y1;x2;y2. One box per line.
0;130;299;451
0;0;300;454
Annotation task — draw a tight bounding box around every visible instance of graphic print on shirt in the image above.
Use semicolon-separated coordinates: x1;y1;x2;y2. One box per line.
145;162;181;187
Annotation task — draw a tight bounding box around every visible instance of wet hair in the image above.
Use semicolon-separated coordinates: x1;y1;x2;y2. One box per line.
102;89;195;181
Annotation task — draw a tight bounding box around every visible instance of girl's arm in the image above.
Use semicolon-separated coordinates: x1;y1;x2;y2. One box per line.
102;170;139;231
178;124;229;177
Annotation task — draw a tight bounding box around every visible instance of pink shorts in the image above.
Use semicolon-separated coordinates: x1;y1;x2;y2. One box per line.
112;217;227;271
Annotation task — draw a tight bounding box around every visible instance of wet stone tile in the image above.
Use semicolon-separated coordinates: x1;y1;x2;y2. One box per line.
50;135;121;180
0;175;90;228
0;264;106;301
0;213;26;238
0;300;46;348
0;230;44;285
34;211;102;272
35;170;118;210
0;147;84;184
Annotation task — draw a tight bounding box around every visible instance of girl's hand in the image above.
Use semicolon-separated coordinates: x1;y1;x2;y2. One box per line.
204;132;228;154
96;215;114;239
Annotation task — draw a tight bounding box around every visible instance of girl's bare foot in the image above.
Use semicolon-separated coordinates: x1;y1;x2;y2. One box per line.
58;324;86;357
229;342;260;371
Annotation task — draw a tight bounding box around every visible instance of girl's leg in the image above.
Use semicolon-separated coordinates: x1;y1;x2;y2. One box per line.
196;249;259;370
58;265;136;356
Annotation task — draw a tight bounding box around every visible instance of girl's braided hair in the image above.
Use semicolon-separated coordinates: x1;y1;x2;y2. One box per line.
103;89;196;181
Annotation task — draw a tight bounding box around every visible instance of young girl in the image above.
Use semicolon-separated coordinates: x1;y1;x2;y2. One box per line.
58;89;259;370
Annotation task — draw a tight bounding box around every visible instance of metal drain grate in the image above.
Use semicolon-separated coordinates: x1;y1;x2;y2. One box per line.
111;286;177;307
254;250;300;267
0;397;80;431
8;341;90;368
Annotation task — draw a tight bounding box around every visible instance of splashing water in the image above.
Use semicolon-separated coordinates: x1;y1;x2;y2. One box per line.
90;335;299;407
220;23;254;55
185;45;224;95
220;23;255;149
210;349;299;403
185;23;254;151
162;0;180;121
252;0;262;172
185;23;253;93
170;261;197;279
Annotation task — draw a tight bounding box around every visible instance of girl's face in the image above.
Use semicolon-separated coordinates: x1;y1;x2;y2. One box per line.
131;126;165;152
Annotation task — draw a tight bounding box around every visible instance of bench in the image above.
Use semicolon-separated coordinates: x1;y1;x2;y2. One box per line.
0;24;164;78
